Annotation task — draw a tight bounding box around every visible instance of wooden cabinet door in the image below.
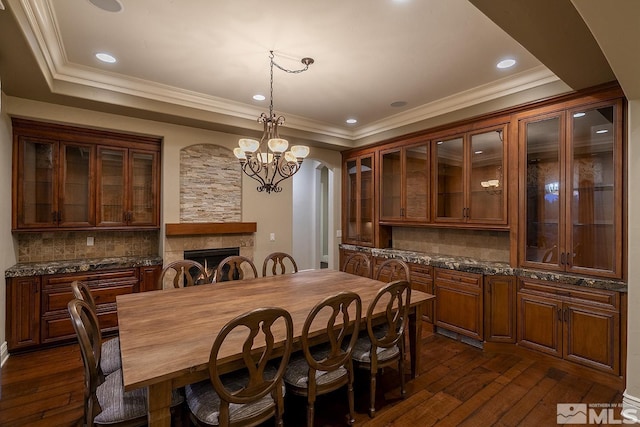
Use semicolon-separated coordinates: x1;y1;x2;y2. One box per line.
96;147;127;227
380;142;430;224
484;276;516;343
59;142;95;227
343;154;375;245
6;277;41;351
434;134;465;223
563;302;620;375
380;148;402;221
128;149;159;226
15;137;59;229
517;292;562;357
565;101;622;278
434;268;483;340
467;126;507;225
139;265;162;292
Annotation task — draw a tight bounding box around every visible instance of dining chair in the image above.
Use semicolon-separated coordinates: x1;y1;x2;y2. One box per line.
70;281;121;376
158;259;208;288
352;280;411;417
284;291;362;427
67;298;183;427
184;307;294;427
215;255;258;282
262;252;299;277
342;252;372;278
373;258;411;282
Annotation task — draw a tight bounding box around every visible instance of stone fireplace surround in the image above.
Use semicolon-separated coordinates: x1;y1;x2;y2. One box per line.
162;223;256;285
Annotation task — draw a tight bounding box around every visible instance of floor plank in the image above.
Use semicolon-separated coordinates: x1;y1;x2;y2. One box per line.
0;329;625;426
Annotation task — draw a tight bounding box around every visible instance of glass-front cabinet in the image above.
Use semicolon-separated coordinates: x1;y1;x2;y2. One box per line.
97;148;159;227
344;153;375;246
15;137;94;229
520;99;623;278
12;118;160;231
380;141;429;223
434;124;507;226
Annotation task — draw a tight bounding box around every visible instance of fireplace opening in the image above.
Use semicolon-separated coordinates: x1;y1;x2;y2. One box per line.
184;247;240;283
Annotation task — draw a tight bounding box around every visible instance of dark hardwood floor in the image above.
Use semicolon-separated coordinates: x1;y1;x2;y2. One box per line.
0;330;624;426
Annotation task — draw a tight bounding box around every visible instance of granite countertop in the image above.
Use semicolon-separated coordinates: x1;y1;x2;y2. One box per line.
340;244;627;292
5;256;163;278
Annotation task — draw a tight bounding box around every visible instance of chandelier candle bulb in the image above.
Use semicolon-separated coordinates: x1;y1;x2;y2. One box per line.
238;138;259;153
290;145;310;159
234;51;313;193
267;138;289;153
284;151;297;163
233;147;247;160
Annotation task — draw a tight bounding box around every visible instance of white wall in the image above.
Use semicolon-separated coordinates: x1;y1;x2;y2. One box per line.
292;160;316;270
624;99;640;412
0;89;18;366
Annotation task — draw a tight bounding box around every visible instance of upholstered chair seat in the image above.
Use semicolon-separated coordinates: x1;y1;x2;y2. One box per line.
185;365;285;426
94;369;183;425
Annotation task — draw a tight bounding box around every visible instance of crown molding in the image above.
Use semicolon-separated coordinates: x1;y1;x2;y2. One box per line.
352;66;559;140
11;0;559;142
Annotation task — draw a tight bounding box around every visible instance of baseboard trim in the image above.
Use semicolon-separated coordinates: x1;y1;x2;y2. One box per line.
623;391;640;423
1;341;8;367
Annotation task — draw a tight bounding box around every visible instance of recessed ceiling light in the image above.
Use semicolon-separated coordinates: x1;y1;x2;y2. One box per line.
474;150;483;154
390;101;407;108
346;118;357;124
88;0;123;13
95;52;117;63
253;94;266;101
573;112;586;118
596;129;609;134
496;58;516;69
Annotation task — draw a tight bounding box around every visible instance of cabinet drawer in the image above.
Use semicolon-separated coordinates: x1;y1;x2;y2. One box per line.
42;309;119;344
518;278;619;310
434;268;481;287
409;263;433;281
42;269;139;315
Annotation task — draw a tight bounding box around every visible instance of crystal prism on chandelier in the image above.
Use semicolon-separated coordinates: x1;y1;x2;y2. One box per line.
234;51;313;193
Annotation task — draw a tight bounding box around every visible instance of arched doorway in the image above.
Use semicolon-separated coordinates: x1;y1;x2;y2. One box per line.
292;159;335;270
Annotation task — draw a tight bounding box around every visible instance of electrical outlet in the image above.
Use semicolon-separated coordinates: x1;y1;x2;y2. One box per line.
270;233;275;241
336;229;342;238
87;236;94;246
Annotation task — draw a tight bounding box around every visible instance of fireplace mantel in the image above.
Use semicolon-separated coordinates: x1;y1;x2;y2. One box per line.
165;222;257;236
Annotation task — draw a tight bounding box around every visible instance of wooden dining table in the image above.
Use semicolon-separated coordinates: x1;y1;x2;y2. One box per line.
116;269;435;427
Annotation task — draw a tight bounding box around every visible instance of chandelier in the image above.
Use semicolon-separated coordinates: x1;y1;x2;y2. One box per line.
234;51;313;193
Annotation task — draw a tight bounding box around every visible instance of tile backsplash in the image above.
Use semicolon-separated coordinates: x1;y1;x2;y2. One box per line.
392;227;510;262
16;231;159;263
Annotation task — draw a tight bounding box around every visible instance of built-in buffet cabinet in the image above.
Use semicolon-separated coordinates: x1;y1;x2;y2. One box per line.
340;246;625;378
12;119;161;231
341;85;625;280
6;262;161;352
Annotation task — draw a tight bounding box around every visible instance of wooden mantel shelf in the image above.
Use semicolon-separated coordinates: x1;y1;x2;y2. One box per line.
165;222;257;236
